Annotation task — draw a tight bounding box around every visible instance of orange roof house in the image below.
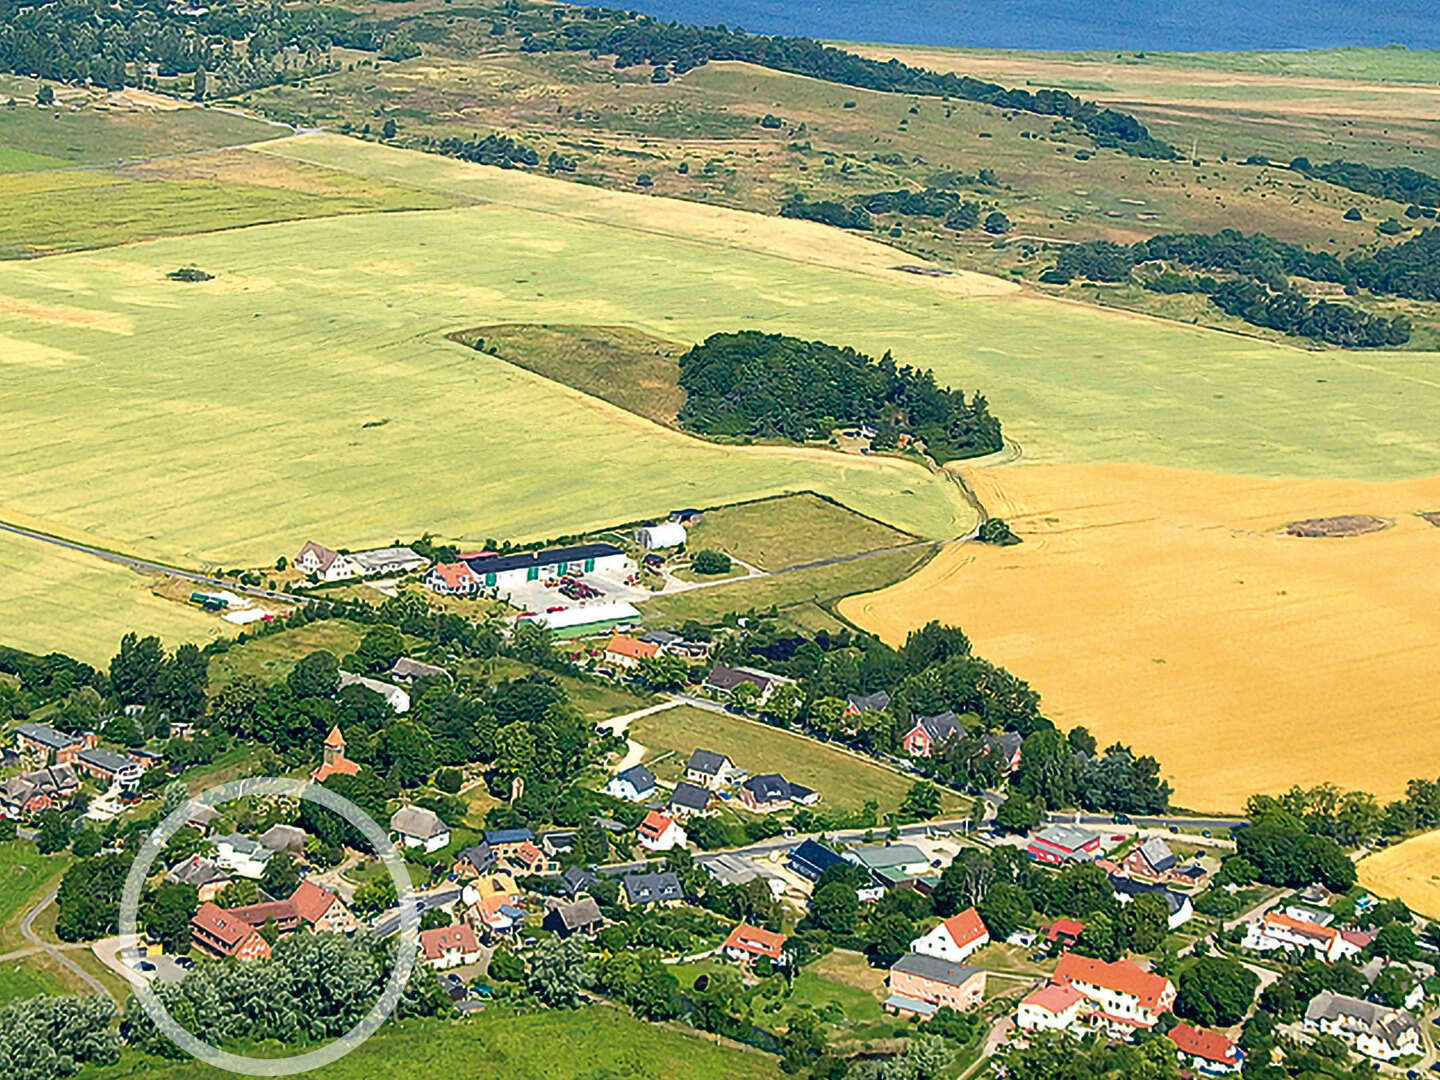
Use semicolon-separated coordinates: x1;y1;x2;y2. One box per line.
190;902;272;961
1169;1023;1244;1071
723;923;788;963
310;725;361;783
419;923;482;968
603;635;661;667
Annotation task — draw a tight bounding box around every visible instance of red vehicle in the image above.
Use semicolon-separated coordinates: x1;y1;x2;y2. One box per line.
547;605;566;613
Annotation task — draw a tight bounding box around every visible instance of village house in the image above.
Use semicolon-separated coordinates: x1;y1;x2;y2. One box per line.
636;810;686;852
702;664;791;705
562;866;599;898
165;854;233;903
1304;991;1422;1061
190;902;272;961
75;746;144;790
259;823;308;855
621;871;684;908
1244;910;1370;963
843;690;891;717
705;852;786;898
14;722;94;765
464;872;524;936
483;827;538;862
452;842;497;879
603;635;661;670
346;546;426;577
685;748;741;789
911;907;990;964
1027;824;1102;866
723;923;788;966
543;897;604;939
1109;874;1194;929
388;657;452;684
214;833;273;879
787;838;848;882
310;725;361;783
289;880;359;934
667;781;715;818
419;924;482;969
900;712;964;757
1041;918;1086;951
604;764;657;802
503;839;555;876
425;561;479;596
982;732;1024;773
294;541;355;582
1016;983;1086;1032
1049;952;1176;1037
640;630;713;660
1168;1023;1245;1074
390;805;451;853
338;671;410;714
885;954;987;1019
0;765;80;818
739;773;818;812
1118;838;1210;888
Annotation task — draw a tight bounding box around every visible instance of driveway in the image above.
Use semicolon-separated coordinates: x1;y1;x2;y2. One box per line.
598;700;681;775
22;889;111;998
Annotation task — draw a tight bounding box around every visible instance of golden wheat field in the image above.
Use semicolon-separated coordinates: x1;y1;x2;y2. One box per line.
1358;831;1440;921
840;462;1440;812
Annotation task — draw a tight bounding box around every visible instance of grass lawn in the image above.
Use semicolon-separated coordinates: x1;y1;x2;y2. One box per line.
458;656;655;722
0;954;69;1003
630;705;960;816
641;546;935;628
0;841;69;953
85;1005;785;1080
685;494;917;571
206;621;369;687
450;323;687;428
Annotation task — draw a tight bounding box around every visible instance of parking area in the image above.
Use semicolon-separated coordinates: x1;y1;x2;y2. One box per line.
499;564;652;614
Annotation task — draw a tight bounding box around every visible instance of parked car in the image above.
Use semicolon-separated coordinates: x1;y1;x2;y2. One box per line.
1112;813;1131;825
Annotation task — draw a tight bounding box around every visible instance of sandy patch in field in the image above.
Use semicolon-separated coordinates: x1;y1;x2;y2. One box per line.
108;88;192;111
839;462;1440;812
1358;831;1440;920
0;334;79;367
0;295;132;333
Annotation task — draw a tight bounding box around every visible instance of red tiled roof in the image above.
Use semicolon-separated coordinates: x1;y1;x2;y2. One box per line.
310;755;360;783
324;725;346;749
724;922;787;960
1169;1023;1241;1065
1053;952;1173;1009
605;635;661;661
1264;911;1337;944
1339;928;1375;948
290;880;339;924
638;811;674;839
941;907;989;949
513;840;546;866
419;924;479;961
430;562;475;588
191;901;258;948
1044;918;1086;941
1021;983;1084;1014
225;898;298;927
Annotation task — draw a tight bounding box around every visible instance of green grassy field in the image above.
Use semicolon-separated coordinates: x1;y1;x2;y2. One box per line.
86;1007;784;1080
640;546;935;627
631;704;959;815
205;620;368;687
0;842;66;952
0;955;69;1003
0;531;226;665
685;494;917;571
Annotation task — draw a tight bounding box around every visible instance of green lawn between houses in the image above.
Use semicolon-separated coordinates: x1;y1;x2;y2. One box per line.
631;705;962;817
83;1006;785;1080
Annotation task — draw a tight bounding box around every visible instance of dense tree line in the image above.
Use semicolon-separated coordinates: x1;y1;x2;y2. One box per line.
434;133;541;168
1053;229;1347;287
522;10;1179;159
0;995;118;1080
1210;279;1411;346
779;194;872;230
123;932;451;1056
1291;157;1440;208
677;330;1002;460
1346;227;1440;302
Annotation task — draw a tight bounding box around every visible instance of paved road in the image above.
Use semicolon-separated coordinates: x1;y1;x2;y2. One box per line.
0;519;309;606
370;886;462;938
1044;810;1246;831
22;888;112;999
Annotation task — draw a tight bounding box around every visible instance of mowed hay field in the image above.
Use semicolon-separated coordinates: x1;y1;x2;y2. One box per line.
840;463;1440;812
0;530;226;664
1358;832;1440;921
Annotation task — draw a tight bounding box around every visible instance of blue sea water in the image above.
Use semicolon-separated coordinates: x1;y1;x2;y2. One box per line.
571;0;1440;52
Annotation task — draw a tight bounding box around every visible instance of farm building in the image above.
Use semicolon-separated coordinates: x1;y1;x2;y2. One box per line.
338;672;410;713
425;562;479;596
636;522;686;548
14;723;93;764
1027;824;1102;865
347;546;426;576
294;541;355;582
463;543;628;590
518;601;641;639
75;747;143;790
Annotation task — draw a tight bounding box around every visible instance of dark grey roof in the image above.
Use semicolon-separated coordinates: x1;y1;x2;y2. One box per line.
456;843;496;873
1108;873;1189;916
743;773;813;804
915;712;963;743
890;953;983;988
686;748;731;776
983;732;1023;760
704;664;772;693
389;657;451;682
846;691;891;712
622;871;684;905
641;630;682;646
78;747;136;773
562;866;598;896
669;782;712;811
14;722;82;750
167;856;231;888
613;764;657;792
1304;991;1420;1047
23;764;78;793
788;839;847;880
259;823;308;853
464;543;622;577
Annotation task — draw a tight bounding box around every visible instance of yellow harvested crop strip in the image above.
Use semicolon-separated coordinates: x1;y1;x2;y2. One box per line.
1358;831;1440;921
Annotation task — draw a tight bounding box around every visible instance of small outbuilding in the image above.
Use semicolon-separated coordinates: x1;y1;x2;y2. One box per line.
636;522;686;549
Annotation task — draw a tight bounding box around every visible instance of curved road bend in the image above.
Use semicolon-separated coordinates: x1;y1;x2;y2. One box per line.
0;519;309;606
22;888;112;999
